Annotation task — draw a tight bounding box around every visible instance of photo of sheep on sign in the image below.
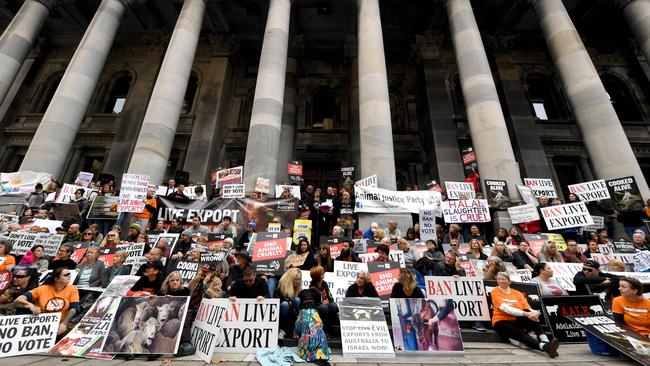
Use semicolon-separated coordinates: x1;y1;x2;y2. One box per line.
100;296;189;354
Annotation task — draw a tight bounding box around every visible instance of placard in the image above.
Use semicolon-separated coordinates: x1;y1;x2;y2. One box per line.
367;261;400;299
33;233;65;257
485;179;510;209
633;250;650;272
32;218;64;234
87;196;119;220
444;181;475;200
541;295;605;343
441;199;490;223
354;186;442;214
545;263;583;291
274;184;300;198
606;176;644;211
355;175;378;188
507;203;539;224
174;260;200;287
117;174;150;213
7;232;38;255
55;183;85;203
578;215;604;234
359;250;405;268
424;276;490;321
213;299;279;353
251;232;288;276
418;208;437;242
333;261;369;300
568;179;610;202
516;184;538;206
191;298;227;363
341;166;355;178
540;202;593;230
340;297;394;358
292;219;312;245
523;178;557;198
0;313;60;358
254;177;270;194
222;184;245;198
184;185;207;200
75;171;94;188
215;166;243;189
613;241;636;254
390;298;464;352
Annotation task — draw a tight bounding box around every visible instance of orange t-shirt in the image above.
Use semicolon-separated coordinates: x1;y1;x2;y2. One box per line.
612;296;650;336
490;286;530;325
0;255;15;272
28;284;79;323
133;197;157;219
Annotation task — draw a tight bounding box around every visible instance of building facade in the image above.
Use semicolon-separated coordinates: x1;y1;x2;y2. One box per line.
1;0;650;199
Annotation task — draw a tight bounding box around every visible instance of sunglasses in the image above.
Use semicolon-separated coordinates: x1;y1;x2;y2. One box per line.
61;273;72;277
582;268;594;273
14;274;29;279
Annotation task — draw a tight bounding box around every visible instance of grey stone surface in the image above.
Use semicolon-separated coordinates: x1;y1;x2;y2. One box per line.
276;56;298;184
128;0;205;184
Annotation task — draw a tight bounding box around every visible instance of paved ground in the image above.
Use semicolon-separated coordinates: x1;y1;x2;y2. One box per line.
4;343;638;365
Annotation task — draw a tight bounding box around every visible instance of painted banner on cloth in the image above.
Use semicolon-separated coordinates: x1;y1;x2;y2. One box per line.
190;298;227;363
507;203;539;224
215;166;243;189
523;178;557;198
354;186;441;214
0;313;60;358
251;232;288;276
441;199;490;223
390;298;463;352
340;297;394;358
424;276;489;321
213;298;279;353
118;174;150;213
568;179;610;202
606;176;644;211
444;181;475;200
540;295;606;343
540;202;594;230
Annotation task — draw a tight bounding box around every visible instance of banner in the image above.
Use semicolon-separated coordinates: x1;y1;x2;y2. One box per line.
292;219;312;244
255;177;270;194
0;313;60;358
418;208;437;242
340;297;394;358
540;295;605;343
568;179;610;202
507;203;539;224
634;251;650;272
117;174;149;213
0;171;51;195
354;186;442;214
424;276;489;321
191;298;227;363
367;261;400;299
274;185;300;198
540;202;593;230
251;232;288;276
523;178;557;198
606;176;644;211
86;196;119;220
100;296;189;354
215;166;243;189
214;299;279;353
8;232;38;255
222;184;245;198
175;260;200;286
485;179;510;209
75;172;94;188
441;199;490;223
355;175;378;188
390;298;463;352
444;181;475;200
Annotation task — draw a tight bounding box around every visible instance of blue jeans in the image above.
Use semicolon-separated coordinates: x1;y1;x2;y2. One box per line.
279;298;301;334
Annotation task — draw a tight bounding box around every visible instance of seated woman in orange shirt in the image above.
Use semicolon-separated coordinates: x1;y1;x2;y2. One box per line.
612;277;650;337
0;239;16;272
491;272;559;358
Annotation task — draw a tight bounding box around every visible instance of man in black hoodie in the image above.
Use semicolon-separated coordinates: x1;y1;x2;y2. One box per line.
572;260;619;295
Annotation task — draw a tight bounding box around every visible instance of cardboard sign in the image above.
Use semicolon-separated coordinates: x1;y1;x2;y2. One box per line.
507;203;539;224
355;175;378;188
523;178;557;198
213;299;279;353
367;261;400;299
251;232;288;276
578;215;604;234
541;295;605;343
424;276;490;321
633;250;650;272
254;177;270;194
568;179;610;202
354;186;442;214
33;233;65;257
390;298;464;353
191;298;227;363
540;202;594;230
340;297;395;358
215;166;243;189
117;174;149;213
418;208;437;242
444;181;476;200
441;199;490;223
606;176;644;211
0;313;60;358
485;179;510;209
222;184;245;198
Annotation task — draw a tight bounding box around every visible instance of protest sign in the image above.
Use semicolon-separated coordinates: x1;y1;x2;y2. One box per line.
0;270;11;292
341;166;355;178
8;232;38;255
590;253;635;268
544;233;567;251
117;174;150;213
568;179;610;202
367;261;400;299
340;297;394;358
390;298;463;352
444;181;475;200
287;162;302;184
75;172;94;187
97;247;118;267
254;177;270;194
205;233;230;247
267;223;281;233
87;196;119;220
333;261;369;297
355;175;378;188
213;298;279;353
292;219;312;245
546;263;583;291
540;202;593;230
613;241;636;254
359;250;405;268
215;166;243;189
251;232;288;276
184;185;207;200
101;296;189;354
55;183;85;203
0;313;60;358
485;179;510;209
33;233;65;257
51;203;82;223
32;218;64;233
153;233;178;255
441;199;490;223
424;276;489;321
507;203;539;224
222;184;245;198
523;178;557;198
69;242;90;262
633;251;650;272
354;186;441;214
274;184;300;198
0;171;51;195
516;184;538;206
419;208;437;242
191;298;227;363
0;213;18;225
541;295;606;343
606;176;644;211
578;215;604;235
200;251;226;268
175;260;200;286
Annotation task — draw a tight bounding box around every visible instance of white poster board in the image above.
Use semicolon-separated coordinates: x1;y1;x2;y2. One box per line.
117;174;150;213
523;178;557;198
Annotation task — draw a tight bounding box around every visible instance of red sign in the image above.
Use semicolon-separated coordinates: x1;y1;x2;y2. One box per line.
288;164;303;176
329;243;343;259
462;151;476;165
369;268;400;298
0;271;12;292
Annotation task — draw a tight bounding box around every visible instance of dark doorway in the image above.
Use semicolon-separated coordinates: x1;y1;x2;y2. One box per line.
552;158;583;198
302;161;341;190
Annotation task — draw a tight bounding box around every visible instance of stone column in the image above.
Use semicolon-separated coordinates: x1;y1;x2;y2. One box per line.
275;56;298;184
446;0;522;199
19;0;131;177
243;0;292;192
0;0;52;105
357;0;396;190
346;37;361;173
621;0;650;65
127;0;206;185
579;157;594;182
62;147;83;183
532;0;650;199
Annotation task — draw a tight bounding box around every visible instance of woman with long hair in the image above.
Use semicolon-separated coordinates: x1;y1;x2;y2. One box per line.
308;266;338;336
159;271;190;296
490;241;513;263
285;238;315;270
468;238;487;260
275;268;302;339
530;263;567;296
390;269;425;298
99;230;119;248
316;244;334;272
537;242;564;263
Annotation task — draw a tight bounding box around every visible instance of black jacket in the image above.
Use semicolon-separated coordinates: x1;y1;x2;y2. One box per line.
229;277;270;298
573;271;619;295
345;283;379;298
